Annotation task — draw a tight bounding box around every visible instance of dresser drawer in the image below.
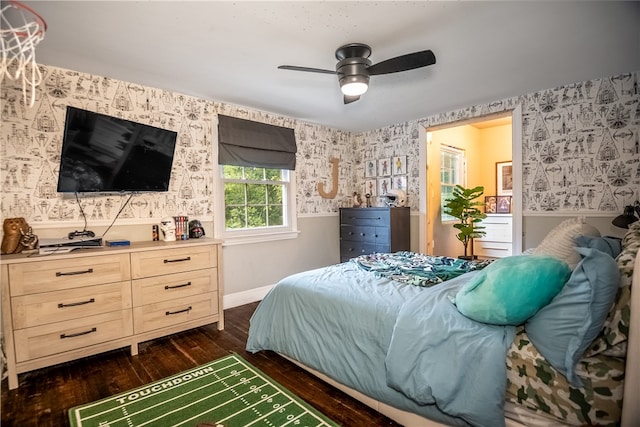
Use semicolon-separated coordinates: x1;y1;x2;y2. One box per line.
133;292;217;334
14;310;133;362
340;208;390;227
131;245;217;279
12;281;132;329
8;254;130;296
340;241;379;258
132;268;217;306
479;216;512;242
341;225;375;243
341;225;390;243
475;241;513;258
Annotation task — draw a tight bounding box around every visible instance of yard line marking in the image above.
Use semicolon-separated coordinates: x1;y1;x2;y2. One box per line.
145;385;279;426
244;400;294;426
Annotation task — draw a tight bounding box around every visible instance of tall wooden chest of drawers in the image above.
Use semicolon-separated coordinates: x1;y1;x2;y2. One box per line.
1;238;223;390
339;207;410;262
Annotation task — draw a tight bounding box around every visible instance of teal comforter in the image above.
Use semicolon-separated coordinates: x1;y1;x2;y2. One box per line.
246;258;514;427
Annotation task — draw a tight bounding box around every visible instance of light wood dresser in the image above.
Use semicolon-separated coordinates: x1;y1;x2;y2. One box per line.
1;238;223;390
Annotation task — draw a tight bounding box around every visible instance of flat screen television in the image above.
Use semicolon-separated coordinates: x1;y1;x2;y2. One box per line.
57;107;178;193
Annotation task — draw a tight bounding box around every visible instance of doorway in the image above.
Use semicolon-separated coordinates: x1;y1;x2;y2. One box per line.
422;112;518;258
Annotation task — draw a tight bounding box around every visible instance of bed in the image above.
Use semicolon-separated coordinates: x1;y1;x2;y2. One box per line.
246;217;640;426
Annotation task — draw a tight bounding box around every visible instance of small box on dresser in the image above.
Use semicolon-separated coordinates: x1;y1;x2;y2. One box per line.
339;207;410;262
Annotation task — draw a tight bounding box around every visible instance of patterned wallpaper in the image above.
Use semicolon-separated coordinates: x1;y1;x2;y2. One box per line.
1;64;638;228
213;103;355;215
0;65;354;227
521;73;639;213
1;66;215;225
356;72;640;215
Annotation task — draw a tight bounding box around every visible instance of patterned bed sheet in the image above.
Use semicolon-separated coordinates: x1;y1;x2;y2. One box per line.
353;251;492;287
505;327;624;426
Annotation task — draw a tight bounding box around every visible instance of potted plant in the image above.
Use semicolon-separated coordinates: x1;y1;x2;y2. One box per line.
443;185;487;259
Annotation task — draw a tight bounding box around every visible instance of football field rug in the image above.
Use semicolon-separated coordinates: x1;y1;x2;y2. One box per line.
68;353;339;427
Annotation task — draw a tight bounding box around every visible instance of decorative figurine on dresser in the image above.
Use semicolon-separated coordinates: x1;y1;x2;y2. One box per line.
1;217;36;254
339;206;410;262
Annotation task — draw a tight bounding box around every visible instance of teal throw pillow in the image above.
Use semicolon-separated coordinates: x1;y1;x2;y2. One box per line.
452;255;571;325
525;247;620;386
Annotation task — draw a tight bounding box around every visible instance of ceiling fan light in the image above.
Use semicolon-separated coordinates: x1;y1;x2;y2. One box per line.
340;73;369;96
341;81;368;96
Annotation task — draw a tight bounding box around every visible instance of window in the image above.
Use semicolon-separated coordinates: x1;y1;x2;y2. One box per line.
215;115;298;244
223;165;288;228
441;146;465;222
217;164;297;243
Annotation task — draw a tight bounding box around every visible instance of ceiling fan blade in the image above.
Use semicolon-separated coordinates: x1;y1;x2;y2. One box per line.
368;50;436;75
344;94;360;104
278;65;336;74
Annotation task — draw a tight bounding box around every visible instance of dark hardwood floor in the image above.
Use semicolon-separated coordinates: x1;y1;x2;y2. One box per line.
1;302;401;427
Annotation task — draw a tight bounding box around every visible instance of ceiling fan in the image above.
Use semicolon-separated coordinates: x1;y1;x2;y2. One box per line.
278;43;436;104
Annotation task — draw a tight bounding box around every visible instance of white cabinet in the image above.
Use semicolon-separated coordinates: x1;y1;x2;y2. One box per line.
475;214;512;258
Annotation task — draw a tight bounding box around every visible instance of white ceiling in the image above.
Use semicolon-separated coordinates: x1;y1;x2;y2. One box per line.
13;1;640;133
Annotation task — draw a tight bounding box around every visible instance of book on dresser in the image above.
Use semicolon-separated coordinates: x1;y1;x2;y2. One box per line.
339;207;410;262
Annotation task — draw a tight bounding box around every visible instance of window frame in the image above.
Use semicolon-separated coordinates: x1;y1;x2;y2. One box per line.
214;164;298;245
440;145;466;223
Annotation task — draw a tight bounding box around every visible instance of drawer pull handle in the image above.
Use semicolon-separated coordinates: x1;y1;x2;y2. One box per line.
58;298;95;308
166;306;192;316
164;256;191;263
56;268;94;277
349;216;382;220
60;327;97;339
165;281;192;290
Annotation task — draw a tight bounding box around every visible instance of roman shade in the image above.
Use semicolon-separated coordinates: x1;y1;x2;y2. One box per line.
218;115;297;170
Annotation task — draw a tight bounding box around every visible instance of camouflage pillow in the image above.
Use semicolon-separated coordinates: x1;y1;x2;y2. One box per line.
621;220;640;248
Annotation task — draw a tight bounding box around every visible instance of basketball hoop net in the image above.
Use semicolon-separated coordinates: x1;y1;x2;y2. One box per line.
0;0;47;107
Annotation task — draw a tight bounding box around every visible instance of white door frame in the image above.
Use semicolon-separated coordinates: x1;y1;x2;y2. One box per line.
418;104;523;256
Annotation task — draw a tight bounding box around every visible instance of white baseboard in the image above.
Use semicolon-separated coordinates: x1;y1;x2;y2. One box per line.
223;285;275;309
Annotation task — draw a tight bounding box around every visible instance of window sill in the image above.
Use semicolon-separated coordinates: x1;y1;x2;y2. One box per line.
219;229;300;246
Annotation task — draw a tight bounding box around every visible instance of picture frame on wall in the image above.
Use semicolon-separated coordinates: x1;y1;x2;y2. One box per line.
496;196;512;213
485;196;497;213
378;158;392;176
364;159;377;178
394;175;407;191
377;177;391;195
392;155;407;175
496;161;513;196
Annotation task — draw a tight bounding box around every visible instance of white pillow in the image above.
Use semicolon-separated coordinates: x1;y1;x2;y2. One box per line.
533;217;600;269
